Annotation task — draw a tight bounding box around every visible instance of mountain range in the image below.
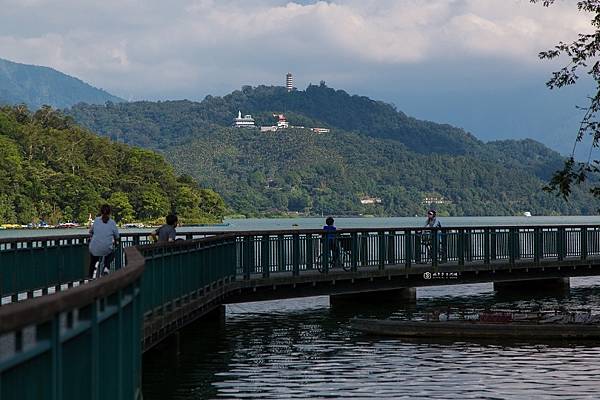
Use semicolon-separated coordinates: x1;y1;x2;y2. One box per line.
65;84;594;217
0;57;123;109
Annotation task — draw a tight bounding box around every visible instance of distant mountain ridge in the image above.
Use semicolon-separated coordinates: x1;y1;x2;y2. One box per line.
0;57;123;109
65;84;592;216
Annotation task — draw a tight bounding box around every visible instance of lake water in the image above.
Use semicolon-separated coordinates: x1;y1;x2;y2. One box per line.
143;278;600;399
138;216;600;400
3;215;600;239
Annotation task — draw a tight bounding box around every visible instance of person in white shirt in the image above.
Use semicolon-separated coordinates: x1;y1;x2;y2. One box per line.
88;204;119;278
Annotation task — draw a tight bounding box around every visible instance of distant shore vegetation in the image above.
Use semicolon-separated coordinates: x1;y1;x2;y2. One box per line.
0;105;226;225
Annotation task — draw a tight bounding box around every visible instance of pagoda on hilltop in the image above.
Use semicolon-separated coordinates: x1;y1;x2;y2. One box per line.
233;111;255;128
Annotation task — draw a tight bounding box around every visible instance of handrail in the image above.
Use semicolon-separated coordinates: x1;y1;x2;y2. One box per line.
0;247;145;334
3;223;600;243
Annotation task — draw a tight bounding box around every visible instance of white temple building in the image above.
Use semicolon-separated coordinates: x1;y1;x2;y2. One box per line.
234;111;255;128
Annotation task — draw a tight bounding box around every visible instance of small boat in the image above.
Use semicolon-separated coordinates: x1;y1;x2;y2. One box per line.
1;224;22;229
523;211;532;217
124;223;145;228
351;317;600;340
56;222;80;228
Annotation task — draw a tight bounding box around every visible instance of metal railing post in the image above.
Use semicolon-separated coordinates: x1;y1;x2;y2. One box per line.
351;232;358;272
261;235;270;278
292;234;300;276
484;228;490;265
405;230;412;268
534;227;541;265
378;231;385;270
321;233;329;273
458;229;465;266
581;227;588;260
558;227;565;261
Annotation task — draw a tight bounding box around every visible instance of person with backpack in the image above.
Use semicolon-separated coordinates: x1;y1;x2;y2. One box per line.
88;204;119;278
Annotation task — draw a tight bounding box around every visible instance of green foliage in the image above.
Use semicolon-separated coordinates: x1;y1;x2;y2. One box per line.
0;106;226;224
531;0;600;200
66;85;599;217
108;192;135;223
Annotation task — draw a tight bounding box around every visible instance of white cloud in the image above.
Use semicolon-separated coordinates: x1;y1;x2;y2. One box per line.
0;0;593;99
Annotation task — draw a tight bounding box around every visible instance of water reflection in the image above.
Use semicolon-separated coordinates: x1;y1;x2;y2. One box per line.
143;278;600;399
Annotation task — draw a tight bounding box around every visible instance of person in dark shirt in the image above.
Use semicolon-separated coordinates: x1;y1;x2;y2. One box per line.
323;216;339;265
151;214;178;243
423;209;444;259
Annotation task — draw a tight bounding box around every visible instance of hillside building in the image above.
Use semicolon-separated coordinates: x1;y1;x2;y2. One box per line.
311;127;330;134
360;196;382;205
286;73;293;92
233;111;255;128
274;113;289;129
421;196;451;205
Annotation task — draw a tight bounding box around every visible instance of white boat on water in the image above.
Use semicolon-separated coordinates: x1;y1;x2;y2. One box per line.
124;223;145;228
523;211;532;217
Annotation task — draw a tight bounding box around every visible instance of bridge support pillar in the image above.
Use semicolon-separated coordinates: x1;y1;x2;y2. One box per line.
329;288;416;307
202;304;226;323
494;278;570;297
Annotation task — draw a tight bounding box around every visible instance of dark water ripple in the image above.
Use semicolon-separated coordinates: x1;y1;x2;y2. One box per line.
143;278;600;399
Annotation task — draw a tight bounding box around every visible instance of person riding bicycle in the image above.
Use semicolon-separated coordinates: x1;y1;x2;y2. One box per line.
422;209;443;257
425;209;442;229
323;216;339;266
88;204;119;278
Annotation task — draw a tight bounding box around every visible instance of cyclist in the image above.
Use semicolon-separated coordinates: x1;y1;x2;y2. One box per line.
88;204;119;278
423;209;443;259
323;216;339;267
425;209;442;229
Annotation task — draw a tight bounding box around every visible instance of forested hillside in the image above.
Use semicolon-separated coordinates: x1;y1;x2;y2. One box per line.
0;58;123;109
66;84;593;217
0;106;225;225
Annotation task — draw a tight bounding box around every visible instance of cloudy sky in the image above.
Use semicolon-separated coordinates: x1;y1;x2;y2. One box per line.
0;0;595;155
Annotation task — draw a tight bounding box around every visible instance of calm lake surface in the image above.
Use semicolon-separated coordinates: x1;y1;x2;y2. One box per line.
5;216;600;398
143;278;600;399
139;216;600;399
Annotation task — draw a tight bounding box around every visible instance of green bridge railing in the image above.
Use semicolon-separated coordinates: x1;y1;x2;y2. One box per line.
0;247;144;400
2;224;600;398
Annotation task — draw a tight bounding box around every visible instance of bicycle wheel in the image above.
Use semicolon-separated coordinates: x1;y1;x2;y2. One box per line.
316;253;326;273
341;250;352;272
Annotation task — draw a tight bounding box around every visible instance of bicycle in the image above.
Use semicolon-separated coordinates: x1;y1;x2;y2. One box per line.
316;236;352;272
90;247;117;279
416;231;445;264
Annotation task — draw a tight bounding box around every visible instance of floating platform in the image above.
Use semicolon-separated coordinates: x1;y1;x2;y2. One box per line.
351;318;600;340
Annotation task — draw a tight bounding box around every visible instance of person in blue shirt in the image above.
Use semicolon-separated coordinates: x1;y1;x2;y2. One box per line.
323;216;339;265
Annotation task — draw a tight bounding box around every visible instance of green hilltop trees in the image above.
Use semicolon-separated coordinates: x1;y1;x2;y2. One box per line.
67;84;599;217
0;105;226;225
